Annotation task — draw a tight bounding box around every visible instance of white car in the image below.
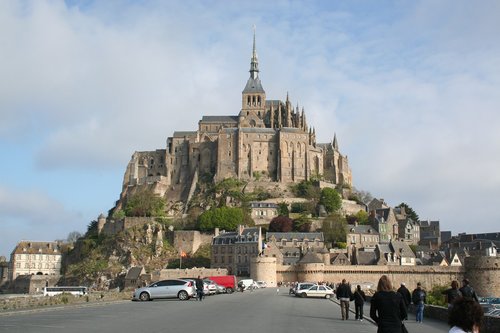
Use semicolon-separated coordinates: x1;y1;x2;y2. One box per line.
256;281;267;288
298;285;334;299
203;279;217;295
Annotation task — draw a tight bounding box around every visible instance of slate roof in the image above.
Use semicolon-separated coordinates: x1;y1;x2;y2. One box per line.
250;202;279;208
297;251;323;264
356;251;377;265
213;227;260;245
125;267;145;280
172;131;197;138
346;224;378;234
243;77;265;93
200;116;239;123
390;240;415;258
266;232;324;242
12;241;60;255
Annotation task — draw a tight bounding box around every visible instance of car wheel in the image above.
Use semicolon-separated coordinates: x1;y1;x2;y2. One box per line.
226;288;233;294
139;292;150;301
300;292;307;298
325;294;331;299
178;290;189;300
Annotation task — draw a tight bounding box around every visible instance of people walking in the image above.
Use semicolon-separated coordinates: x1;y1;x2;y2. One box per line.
459;279;479;302
412;282;426;323
354;285;366;321
448;297;483;333
397;282;411;313
336;279;353;320
195;276;204;301
370;275;408;333
442;280;462;309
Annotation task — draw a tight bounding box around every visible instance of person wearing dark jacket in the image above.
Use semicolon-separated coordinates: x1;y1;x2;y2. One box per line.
412;282;427;323
397;282;411;316
442;280;462;309
195;276;204;301
354;285;366;321
459;278;479;303
370;275;407;333
336;279;353;320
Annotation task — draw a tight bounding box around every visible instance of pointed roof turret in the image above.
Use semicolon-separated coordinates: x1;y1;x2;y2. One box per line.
243;26;264;94
333;133;339;150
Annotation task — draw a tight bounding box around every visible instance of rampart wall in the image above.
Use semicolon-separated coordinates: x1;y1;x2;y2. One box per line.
173;231;214;255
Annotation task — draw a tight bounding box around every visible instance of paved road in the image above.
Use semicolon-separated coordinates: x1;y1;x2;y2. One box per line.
0;289;448;333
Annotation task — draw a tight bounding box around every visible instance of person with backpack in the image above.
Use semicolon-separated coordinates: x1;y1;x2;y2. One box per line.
459;278;479;302
442;280;462;309
412;282;426;323
354;285;367;321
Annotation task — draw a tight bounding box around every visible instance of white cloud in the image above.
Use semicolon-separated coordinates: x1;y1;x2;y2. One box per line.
0;185;85;255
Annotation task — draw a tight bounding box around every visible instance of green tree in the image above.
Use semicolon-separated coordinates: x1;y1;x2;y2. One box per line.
321;213;347;245
355;210;369;224
397;202;420;222
124;190;166;217
292;180;321;200
319;188;342;213
269;216;293;232
293;215;311;232
214;178;246;207
197;207;244;231
277;202;289;216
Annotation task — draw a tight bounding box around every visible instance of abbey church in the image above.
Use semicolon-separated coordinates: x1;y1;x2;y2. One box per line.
117;33;352;211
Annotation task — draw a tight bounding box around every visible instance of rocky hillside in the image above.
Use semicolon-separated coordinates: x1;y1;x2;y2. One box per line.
62;220;209;289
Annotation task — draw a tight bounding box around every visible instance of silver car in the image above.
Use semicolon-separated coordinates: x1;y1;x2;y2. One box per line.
133;279;196;301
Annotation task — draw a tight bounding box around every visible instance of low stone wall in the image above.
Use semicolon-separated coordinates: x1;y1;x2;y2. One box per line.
0;290;129;313
152;267;228;281
410;305;500;333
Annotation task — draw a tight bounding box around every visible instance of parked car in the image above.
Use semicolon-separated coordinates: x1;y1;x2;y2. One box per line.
214;283;226;294
203;279;218;295
298;284;334;299
238;279;254;291
292;283;315;296
132;279;196;301
256;281;267;288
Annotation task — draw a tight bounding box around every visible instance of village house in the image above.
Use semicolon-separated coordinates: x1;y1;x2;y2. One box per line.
9;241;62;281
211;225;263;276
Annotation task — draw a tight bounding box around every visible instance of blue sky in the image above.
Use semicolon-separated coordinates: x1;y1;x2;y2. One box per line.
1;0;500;257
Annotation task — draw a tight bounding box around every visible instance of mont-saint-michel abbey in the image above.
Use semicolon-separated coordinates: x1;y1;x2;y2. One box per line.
117;33;352;210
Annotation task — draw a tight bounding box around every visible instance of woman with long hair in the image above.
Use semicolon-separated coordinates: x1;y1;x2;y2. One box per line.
370;275;408;333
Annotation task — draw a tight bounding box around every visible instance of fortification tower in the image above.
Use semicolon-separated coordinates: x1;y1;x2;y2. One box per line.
251;257;277;287
464;256;500;297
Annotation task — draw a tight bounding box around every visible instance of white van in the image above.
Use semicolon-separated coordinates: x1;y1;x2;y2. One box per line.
238;279;254;290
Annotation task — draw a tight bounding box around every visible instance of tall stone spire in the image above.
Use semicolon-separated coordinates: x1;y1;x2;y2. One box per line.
242;26;264;94
250;25;259;80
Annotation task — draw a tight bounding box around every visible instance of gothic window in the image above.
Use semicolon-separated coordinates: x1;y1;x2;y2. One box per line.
247;96;251;105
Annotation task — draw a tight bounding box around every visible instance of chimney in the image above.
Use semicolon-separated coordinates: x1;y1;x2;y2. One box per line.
214;228;220;237
238;225;245;236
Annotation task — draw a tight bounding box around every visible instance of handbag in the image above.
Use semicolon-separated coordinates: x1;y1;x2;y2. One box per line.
401;322;409;333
